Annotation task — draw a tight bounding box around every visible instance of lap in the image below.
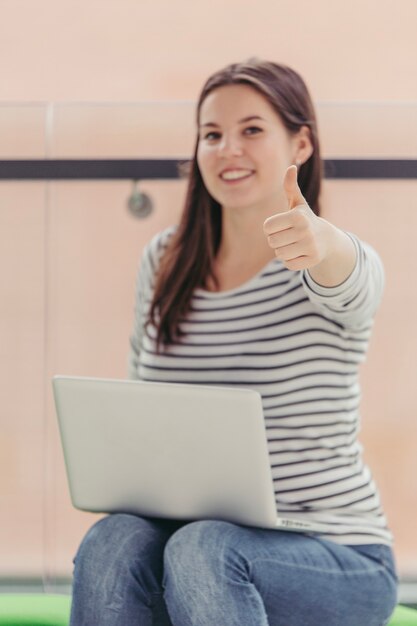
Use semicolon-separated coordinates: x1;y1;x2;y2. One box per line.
71;514;182;626
74;517;397;626
164;520;398;626
75;513;184;571
166;518;394;572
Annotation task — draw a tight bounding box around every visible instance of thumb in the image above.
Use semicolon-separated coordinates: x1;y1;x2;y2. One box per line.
284;165;305;210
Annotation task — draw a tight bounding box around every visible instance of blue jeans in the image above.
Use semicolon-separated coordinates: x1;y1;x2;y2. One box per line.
70;514;398;626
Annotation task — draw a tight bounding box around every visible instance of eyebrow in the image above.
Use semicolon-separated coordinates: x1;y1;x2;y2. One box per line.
199;115;266;128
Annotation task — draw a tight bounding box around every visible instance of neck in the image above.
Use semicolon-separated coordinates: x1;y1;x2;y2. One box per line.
216;205;276;266
205;205;279;292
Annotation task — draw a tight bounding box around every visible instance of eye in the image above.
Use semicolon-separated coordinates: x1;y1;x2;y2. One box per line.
244;126;263;136
202;131;221;141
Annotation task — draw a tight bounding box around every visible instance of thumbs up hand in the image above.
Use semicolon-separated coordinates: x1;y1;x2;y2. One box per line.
283;163;307;211
263;165;330;272
263;165;356;285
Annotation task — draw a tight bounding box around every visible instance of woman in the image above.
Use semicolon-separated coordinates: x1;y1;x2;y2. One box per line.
70;59;397;626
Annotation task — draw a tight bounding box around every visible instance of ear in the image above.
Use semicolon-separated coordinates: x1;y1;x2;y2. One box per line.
293;125;313;166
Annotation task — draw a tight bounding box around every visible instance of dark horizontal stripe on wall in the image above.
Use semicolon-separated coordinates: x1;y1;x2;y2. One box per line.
323;159;417;179
0;159;182;180
0;158;416;180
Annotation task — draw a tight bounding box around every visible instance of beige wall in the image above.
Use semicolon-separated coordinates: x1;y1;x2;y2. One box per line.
1;0;417;103
1;0;417;580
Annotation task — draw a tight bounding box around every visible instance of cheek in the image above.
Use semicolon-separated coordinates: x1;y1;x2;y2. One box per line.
260;149;290;184
197;148;217;184
196;144;203;170
259;158;281;187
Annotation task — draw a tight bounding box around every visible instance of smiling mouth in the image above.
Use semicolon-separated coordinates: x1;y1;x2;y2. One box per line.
220;169;254;182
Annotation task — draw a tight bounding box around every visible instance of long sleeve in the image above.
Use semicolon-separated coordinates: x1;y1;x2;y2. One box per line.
127;250;149;380
301;234;384;330
127;227;177;380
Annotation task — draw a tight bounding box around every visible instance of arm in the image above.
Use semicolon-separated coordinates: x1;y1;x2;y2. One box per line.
305;220;357;287
127;252;148;380
264;165;357;285
301;234;384;328
263;166;384;327
127;227;177;379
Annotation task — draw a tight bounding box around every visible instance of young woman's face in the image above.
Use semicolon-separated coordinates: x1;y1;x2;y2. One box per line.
197;84;304;216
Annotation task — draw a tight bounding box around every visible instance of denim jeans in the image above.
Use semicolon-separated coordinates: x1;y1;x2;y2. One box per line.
70;513;398;626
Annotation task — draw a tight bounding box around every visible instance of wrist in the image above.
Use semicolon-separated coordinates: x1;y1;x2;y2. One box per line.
309;226;357;287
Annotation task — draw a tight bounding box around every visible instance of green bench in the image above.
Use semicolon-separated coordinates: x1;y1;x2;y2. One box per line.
0;595;71;625
0;594;416;625
391;605;417;626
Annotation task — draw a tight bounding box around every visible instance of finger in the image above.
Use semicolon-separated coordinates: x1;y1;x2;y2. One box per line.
266;227;298;250
284;165;305;210
273;241;306;263
263;209;295;235
263;203;306;236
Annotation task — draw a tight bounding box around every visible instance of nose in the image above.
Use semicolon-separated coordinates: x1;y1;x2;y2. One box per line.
218;133;243;157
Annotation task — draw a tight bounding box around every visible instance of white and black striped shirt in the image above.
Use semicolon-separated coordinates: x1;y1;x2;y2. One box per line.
128;227;392;546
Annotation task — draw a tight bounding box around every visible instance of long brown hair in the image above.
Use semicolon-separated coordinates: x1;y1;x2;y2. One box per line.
149;59;323;347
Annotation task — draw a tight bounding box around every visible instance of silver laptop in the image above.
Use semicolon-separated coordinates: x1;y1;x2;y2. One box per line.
52;376;322;533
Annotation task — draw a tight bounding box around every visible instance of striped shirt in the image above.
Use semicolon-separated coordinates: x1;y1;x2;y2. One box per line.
128;226;393;546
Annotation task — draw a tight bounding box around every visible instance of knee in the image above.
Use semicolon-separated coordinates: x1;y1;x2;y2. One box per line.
74;514;153;573
163;520;237;577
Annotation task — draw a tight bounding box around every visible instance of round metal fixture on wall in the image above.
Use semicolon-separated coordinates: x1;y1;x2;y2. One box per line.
127;181;153;218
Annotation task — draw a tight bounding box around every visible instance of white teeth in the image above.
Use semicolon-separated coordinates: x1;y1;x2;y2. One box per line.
221;169;253;181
